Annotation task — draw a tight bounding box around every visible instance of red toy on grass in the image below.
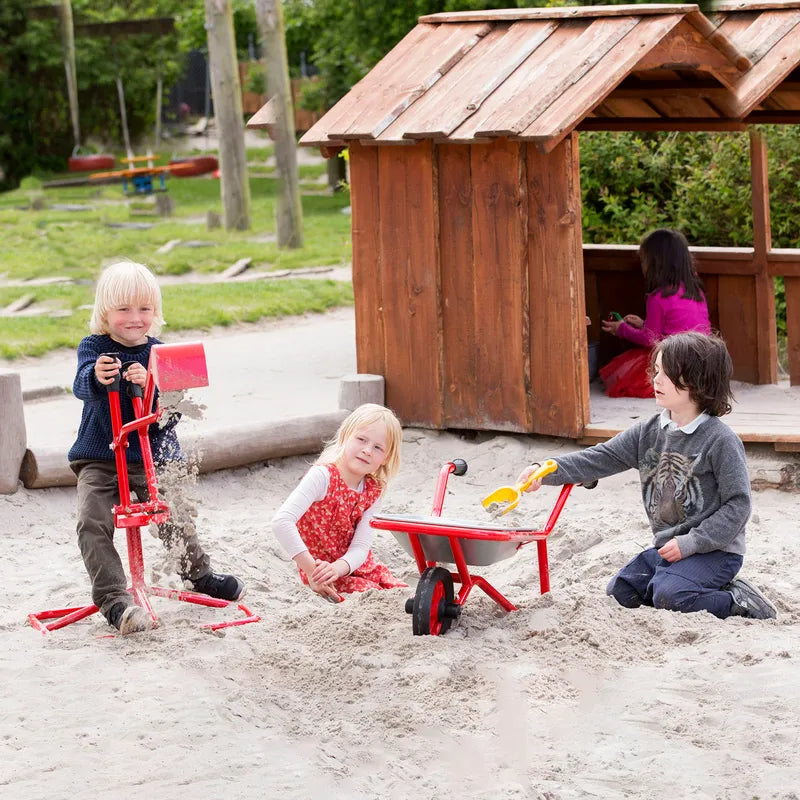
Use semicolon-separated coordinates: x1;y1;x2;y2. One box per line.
28;342;260;635
168;155;218;177
68;154;115;172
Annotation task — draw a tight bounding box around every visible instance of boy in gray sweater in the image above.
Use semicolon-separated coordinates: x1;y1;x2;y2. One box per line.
517;332;776;620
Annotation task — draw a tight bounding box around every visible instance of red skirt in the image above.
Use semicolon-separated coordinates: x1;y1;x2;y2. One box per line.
599;347;654;398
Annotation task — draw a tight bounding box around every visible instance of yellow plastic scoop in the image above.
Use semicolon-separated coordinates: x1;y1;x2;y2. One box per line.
481;459;558;518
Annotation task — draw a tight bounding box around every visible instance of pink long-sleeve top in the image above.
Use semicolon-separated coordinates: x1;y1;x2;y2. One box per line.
617;287;711;347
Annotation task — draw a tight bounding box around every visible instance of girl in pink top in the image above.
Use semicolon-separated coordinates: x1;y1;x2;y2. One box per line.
272;404;407;602
599;229;711;397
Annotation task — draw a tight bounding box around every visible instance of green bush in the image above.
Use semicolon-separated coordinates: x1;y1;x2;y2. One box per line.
579;127;800;344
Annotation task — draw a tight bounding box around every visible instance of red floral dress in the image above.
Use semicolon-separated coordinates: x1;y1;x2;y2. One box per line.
296;464;407;594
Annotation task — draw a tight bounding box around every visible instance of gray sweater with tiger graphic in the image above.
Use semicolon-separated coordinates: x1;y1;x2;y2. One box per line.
542;414;750;557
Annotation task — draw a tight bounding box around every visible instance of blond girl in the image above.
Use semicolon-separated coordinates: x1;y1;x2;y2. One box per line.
272;403;406;601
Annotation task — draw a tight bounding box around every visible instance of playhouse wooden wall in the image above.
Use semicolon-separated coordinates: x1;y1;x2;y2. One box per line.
348;135;590;438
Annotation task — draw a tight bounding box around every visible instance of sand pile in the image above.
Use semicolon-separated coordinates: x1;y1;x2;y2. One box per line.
2;428;798;798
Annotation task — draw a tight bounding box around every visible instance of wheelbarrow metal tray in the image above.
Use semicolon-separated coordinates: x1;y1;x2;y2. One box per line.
371;513;544;567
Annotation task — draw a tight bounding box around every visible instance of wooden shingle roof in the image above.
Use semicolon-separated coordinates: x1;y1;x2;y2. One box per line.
713;1;800;119
250;2;800;150
292;4;753;153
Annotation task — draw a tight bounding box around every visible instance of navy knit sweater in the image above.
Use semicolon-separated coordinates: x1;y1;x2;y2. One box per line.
68;334;181;464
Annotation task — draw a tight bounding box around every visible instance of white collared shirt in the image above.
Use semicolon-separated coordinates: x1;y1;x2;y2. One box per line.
659;408;710;433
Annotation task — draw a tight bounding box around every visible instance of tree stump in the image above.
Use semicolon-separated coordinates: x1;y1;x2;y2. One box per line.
338;374;385;411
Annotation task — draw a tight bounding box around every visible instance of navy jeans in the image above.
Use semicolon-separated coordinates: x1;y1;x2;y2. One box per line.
606;548;743;619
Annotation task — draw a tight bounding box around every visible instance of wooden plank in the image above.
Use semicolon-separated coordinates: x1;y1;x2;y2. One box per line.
377;142;442;427
581;423;800;446
767;249;800;278
582;244;759;276
684;8;752;71
477;16;641;137
610;80;731;99
749;129;778;384
721;8;800;63
420;6;698;23
774;442;800;452
469;139;530;431
785;276;800;385
760;89;800;110
646;95;721;118
634;18;744;90
340;22;491;140
527;134;589;438
745;110;800;123
732;24;800;114
716;2;800;11
437;144;477;427
247;96;276;132
518;14;688;149
577;118;747;133
718;274;759;383
451;21;583;141
348;142;386;380
703;274;720;332
379;21;559;142
595;98;662;118
299;23;434;146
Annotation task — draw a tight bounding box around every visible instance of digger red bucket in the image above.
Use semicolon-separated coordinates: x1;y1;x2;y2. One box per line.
148;342;209;391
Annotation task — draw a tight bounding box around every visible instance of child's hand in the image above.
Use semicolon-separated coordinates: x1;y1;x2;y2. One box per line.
311;558;347;585
658;538;682;563
516;465;543;493
624;314;644;329
601;318;622;336
308;575;342;602
94;355;121;385
123;362;147;387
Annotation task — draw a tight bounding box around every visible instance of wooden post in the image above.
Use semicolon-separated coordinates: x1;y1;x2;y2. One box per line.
0;371;26;494
115;68;134;161
749;128;778;384
58;0;81;150
254;0;303;247
205;0;252;231
154;75;163;147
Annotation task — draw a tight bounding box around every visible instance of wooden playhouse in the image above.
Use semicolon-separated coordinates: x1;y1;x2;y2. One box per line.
249;2;800;444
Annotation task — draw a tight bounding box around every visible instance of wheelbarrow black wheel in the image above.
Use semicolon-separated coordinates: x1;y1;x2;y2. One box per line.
412;567;456;636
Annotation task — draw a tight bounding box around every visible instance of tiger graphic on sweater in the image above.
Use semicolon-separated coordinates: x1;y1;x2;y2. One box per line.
640;449;704;527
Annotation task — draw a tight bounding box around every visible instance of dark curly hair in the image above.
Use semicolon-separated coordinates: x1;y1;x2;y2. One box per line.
652;332;734;417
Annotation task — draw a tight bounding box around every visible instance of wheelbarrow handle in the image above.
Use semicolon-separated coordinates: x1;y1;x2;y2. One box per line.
518;458;558;492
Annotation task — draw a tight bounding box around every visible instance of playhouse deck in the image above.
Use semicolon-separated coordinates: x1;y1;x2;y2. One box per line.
583;380;800;452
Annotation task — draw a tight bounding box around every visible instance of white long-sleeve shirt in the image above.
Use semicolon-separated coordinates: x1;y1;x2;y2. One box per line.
271;465;382;574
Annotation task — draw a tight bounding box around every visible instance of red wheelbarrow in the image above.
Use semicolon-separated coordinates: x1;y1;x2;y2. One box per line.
28;342;260;635
370;459;591;636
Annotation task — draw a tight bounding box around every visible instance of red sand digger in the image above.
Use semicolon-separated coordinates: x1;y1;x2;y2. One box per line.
28;342;260;635
370;459;595;636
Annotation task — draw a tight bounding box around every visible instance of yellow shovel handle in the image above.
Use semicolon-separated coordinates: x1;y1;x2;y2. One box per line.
517;458;558;493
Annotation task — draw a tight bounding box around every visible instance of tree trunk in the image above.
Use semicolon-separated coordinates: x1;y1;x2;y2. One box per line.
205;0;251;231
254;0;303;247
58;0;80;150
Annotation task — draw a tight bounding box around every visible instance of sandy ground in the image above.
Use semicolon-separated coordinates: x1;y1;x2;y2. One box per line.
2;418;799;798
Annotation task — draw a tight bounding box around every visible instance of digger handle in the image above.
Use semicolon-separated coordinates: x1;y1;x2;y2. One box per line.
121;361;144;399
100;352;122;393
518;458;558;492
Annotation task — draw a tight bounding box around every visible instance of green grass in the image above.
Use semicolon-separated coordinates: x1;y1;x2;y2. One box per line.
0;151;353;358
0;279;353;359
